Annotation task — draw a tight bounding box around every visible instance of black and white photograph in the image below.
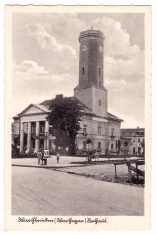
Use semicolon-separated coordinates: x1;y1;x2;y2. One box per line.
5;5;151;231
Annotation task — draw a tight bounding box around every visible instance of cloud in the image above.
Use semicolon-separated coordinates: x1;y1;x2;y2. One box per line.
12;60;78;116
91;16;141;59
13;60;74;82
25;22;76;57
13;60;48;75
90;16;144;84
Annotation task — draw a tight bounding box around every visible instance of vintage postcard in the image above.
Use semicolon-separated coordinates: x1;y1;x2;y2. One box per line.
5;5;151;231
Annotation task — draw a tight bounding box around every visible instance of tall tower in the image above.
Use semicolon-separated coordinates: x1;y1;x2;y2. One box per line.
74;28;108;117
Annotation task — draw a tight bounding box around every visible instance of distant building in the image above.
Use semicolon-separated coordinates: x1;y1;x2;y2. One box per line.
121;127;145;155
12;28;123;154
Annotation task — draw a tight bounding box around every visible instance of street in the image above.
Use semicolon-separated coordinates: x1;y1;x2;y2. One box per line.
12;166;144;216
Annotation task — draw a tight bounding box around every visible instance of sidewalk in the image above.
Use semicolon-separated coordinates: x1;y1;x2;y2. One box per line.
11;155;142;169
11;156;88;168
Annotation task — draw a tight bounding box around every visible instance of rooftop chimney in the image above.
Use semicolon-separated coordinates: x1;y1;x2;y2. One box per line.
56;94;63;100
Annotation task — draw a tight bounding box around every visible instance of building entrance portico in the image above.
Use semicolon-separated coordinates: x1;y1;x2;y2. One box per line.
20;120;50;153
17;104;50;153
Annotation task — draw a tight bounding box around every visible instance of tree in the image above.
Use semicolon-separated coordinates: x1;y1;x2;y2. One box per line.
47;97;83;155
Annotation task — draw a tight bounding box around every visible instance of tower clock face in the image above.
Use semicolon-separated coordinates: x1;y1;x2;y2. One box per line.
82;45;87;51
99;46;103;53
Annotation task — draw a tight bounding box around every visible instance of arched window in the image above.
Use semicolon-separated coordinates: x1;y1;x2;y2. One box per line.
111;143;114;150
83;141;87;150
98;142;101;150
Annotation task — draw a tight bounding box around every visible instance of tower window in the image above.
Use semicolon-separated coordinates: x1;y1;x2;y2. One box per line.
99;68;101;75
99;100;101;106
82;67;84;74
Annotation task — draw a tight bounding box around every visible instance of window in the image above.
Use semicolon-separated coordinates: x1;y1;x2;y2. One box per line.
111;128;114;136
133;147;135;154
98;142;101;150
111;143;114;150
138;138;140;143
82;67;84;74
83;124;87;135
98;126;101;135
40;126;45;133
83;141;87;150
99;82;101;87
99;100;101;106
99;68;101;75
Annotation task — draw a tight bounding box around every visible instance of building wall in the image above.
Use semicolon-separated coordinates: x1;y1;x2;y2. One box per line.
76;114;108;154
74;86;107;117
92;87;107;117
12;120;20;135
79;39;89;88
121;128;145;155
74;87;93;111
79;32;104;88
108;121;121;152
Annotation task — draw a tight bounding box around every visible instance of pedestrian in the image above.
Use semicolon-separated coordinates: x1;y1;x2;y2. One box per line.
41;149;44;165
37;149;42;165
88;151;92;162
57;152;60;163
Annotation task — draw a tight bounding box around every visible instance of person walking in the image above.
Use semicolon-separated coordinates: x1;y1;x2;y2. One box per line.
37;149;42;165
57;152;60;163
41;149;44;165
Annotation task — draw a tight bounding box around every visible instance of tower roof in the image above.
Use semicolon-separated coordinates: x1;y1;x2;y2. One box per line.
78;29;104;41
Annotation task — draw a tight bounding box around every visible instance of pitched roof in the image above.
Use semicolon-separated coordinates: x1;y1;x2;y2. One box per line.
121;128;144;132
14;96;123;122
107;112;123;122
40;96;93;114
14;103;50;117
33;104;50;113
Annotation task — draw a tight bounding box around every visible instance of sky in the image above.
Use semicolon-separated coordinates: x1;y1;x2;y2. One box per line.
12;13;145;128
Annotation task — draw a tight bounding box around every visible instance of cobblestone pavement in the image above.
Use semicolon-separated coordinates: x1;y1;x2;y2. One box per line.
12;166;144;216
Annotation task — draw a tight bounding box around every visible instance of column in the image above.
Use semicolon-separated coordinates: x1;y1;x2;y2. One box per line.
34;121;40;153
20;122;24;153
26;122;31;153
44;120;49;149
